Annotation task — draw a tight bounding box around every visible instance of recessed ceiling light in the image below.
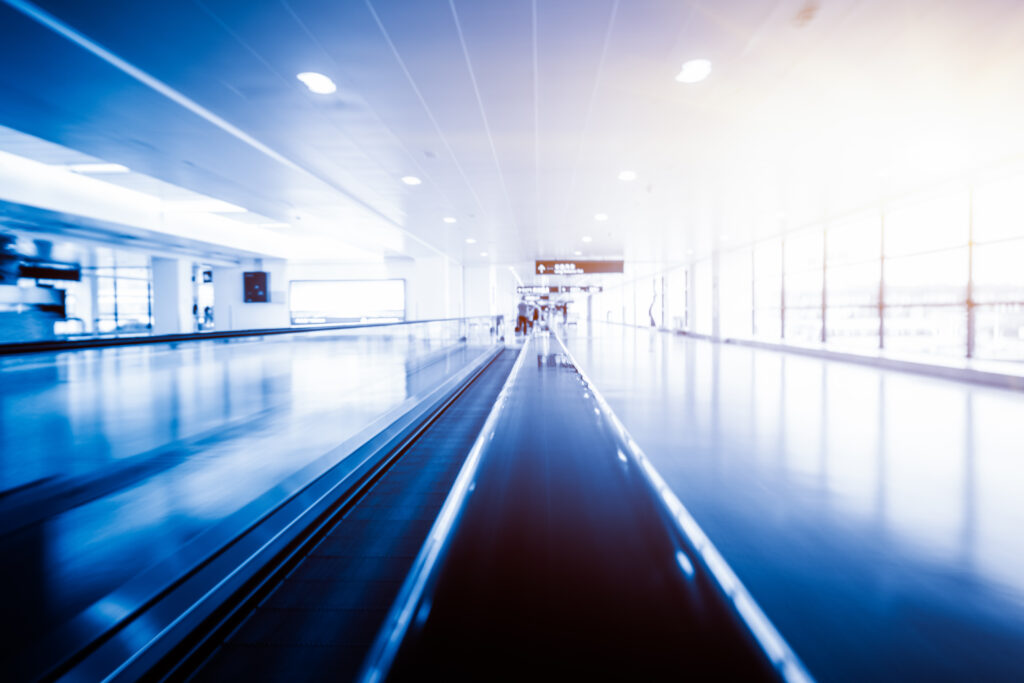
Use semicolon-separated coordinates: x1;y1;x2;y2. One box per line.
443;216;457;224
582;235;593;243
721;235;731;242
480;251;488;257
401;176;422;186
164;198;246;214
296;72;337;94
574;250;582;256
675;59;712;84
64;163;130;174
686;248;694;255
618;170;637;181
594;213;608;222
465;237;476;244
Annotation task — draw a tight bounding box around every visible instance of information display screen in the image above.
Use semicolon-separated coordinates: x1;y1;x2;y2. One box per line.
289;279;405;324
534;260;624;275
516;285;603;295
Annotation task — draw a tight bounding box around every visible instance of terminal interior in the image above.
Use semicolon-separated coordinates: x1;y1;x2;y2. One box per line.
1;1;1024;681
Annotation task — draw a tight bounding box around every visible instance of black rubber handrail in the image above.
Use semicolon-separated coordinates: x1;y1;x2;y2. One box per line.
0;316;498;356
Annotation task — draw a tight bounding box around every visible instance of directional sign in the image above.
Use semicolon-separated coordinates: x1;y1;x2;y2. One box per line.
516;285;551;295
535;260;624;275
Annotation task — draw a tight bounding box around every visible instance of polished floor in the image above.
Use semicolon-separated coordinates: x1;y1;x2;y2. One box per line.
561;322;1024;682
0;332;492;669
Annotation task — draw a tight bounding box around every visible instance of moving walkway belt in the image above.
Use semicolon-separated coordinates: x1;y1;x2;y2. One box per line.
367;336;806;682
161;349;519;682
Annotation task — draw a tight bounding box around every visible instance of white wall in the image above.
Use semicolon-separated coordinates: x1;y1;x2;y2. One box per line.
212;258;290;330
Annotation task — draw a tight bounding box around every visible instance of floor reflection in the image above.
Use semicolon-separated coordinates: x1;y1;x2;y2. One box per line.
563;322;1024;681
0;333;486;668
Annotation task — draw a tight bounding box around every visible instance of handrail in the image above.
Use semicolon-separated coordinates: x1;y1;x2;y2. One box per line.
0;316;498;356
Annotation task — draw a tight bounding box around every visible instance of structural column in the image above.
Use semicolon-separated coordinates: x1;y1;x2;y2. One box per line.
150;256;194;334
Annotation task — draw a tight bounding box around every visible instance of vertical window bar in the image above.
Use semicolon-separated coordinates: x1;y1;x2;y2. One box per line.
822;225;828;344
750;247;756;336
780;237;786;339
878;209;885;350
967;185;975;359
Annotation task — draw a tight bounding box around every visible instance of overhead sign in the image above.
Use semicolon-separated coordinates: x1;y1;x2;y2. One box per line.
535;260;624;275
516;285;604;295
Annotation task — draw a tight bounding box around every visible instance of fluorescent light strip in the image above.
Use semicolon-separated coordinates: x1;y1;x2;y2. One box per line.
65;163;130;174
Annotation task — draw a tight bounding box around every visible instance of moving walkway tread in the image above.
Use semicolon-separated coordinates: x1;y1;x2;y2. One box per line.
385;346;780;681
178;349;519;682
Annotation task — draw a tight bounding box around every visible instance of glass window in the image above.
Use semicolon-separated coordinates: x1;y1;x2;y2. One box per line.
973;172;1024;244
753;237;782;314
974;303;1024;361
754;238;782;279
754;277;781;310
884;305;967;357
972;239;1024;304
828;260;880;307
754;308;782;340
786;268;823;309
785;229;824;273
885;190;969;257
694;260;712;334
885;248;968;305
826;307;880;350
786;307;823;343
720;248;752;338
828;215;880;266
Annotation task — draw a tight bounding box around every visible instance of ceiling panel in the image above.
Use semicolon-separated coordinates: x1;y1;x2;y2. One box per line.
2;0;1024;266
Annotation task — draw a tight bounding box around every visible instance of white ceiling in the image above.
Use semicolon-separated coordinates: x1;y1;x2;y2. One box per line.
2;0;1024;266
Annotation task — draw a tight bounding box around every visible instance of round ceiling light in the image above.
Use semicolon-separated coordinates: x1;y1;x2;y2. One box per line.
675;59;712;84
401;176;422;185
618;170;637;181
296;72;337;94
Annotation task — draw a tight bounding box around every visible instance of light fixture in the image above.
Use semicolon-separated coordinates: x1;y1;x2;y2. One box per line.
164;198;247;213
594;213;608;221
480;251;488;257
296;72;337;94
582;235;593;243
686;248;694;255
618;170;637;182
401;176;422;186
574;250;582;256
443;216;457;224
675;59;712;84
465;237;476;244
64;163;130;174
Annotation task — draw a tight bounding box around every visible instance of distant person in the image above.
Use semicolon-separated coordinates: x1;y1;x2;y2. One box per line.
531;304;539;331
516;299;530;335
